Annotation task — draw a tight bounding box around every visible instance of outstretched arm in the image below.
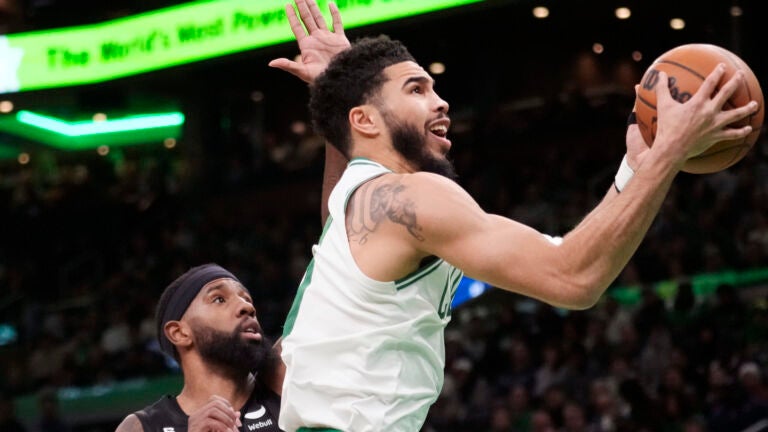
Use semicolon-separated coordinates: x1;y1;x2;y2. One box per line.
432;67;758;308
358;66;759;309
269;0;351;225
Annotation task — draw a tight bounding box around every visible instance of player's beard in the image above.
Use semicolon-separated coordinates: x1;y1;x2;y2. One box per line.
194;323;275;378
381;109;458;181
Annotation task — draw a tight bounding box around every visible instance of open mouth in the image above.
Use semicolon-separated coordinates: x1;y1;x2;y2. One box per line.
428;120;452;150
429;123;448;138
240;322;263;341
427;117;451;146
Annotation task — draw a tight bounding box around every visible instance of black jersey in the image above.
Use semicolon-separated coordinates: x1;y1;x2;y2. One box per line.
134;382;281;432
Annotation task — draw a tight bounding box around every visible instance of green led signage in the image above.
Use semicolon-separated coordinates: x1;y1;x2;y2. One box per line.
0;110;184;150
0;0;483;94
16;110;185;136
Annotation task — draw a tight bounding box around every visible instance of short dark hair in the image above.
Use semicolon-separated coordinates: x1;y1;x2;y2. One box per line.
309;35;416;156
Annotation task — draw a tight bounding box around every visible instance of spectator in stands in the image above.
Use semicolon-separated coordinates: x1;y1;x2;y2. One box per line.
530;409;556;432
561;401;594;432
506;383;534;431
588;378;625;432
738;362;768;408
532;342;566;399
487;403;513;432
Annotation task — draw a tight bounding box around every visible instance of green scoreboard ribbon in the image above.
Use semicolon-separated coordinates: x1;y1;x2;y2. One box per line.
0;0;483;94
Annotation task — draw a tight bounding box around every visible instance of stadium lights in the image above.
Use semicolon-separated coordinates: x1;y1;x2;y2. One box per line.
0;110;185;151
16;110;185;136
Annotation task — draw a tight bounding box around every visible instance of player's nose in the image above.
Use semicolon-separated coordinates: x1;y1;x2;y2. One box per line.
236;298;256;317
435;94;449;114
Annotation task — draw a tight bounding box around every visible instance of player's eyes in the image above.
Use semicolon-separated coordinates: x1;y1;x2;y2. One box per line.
410;85;423;94
212;296;225;303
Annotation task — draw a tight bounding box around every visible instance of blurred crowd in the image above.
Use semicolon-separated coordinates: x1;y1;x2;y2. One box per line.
0;93;767;431
425;283;768;432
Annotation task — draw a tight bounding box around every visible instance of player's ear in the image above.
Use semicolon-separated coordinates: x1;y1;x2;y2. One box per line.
349;105;381;138
165;320;192;350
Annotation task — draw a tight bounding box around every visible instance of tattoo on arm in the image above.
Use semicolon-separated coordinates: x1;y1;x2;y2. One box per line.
347;179;425;244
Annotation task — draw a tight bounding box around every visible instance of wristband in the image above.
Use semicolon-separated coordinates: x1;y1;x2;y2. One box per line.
614;154;635;193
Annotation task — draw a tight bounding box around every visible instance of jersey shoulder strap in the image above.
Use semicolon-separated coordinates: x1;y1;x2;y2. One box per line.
134;395;187;431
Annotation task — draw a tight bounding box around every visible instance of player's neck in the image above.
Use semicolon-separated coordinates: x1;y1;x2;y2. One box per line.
351;143;416;174
176;359;255;413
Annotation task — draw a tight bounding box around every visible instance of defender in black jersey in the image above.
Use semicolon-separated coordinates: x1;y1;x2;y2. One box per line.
115;264;284;432
119;1;353;430
132;387;280;432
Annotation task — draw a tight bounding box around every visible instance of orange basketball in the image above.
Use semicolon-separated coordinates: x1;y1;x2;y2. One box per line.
634;43;764;174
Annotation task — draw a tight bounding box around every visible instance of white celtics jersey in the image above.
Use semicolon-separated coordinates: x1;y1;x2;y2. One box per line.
279;158;463;432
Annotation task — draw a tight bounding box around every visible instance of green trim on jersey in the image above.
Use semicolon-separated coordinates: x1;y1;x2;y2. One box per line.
449;269;463;297
282;216;333;337
348;157;395;172
395;257;444;290
348;158;380;168
438;268;464;318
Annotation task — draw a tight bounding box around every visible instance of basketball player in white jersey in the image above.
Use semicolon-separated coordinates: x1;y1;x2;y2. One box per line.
269;1;761;430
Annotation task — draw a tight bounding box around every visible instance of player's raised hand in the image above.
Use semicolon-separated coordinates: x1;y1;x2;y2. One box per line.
654;65;757;161
187;395;241;432
269;0;351;84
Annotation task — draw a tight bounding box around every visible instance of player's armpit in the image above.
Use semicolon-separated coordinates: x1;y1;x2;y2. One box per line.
115;414;144;432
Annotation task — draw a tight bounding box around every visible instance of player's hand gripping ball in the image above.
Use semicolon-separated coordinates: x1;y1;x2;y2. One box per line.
634;43;764;174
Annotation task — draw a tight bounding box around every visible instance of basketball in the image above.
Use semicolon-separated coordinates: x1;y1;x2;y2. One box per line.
634;43;764;174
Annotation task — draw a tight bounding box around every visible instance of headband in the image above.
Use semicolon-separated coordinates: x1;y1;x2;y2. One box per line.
157;264;241;358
